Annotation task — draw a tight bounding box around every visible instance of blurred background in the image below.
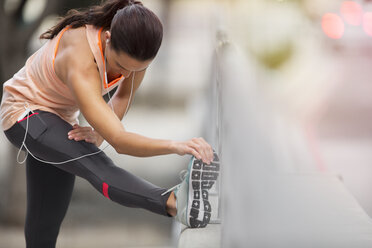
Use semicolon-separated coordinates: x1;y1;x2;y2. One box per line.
2;0;372;247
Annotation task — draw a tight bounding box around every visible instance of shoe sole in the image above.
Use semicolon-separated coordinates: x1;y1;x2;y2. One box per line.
187;151;220;228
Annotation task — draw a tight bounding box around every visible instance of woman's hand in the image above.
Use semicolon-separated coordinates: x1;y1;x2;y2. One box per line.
67;124;104;147
171;137;214;164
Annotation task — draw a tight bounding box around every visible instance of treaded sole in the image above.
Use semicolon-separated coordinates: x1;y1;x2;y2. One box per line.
187;151;220;228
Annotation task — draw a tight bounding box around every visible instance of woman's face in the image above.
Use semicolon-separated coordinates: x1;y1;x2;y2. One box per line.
105;45;152;78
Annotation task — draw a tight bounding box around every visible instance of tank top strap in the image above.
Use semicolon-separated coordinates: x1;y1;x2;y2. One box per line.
52;26;71;71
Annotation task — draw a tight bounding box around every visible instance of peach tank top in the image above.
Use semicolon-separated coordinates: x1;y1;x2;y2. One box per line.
0;25;124;131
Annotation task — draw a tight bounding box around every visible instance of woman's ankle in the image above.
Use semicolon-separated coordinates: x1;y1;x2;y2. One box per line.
166;191;177;216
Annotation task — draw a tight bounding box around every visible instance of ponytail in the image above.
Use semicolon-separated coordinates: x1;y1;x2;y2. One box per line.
40;0;140;39
40;0;163;61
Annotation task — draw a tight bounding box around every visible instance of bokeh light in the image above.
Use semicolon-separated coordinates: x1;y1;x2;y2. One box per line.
340;1;363;26
321;13;345;39
363;12;372;37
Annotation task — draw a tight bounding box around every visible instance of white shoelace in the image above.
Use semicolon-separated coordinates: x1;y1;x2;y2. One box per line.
161;169;188;196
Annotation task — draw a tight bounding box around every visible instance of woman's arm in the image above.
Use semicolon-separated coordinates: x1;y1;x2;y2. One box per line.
69;69;211;161
67;70;143;146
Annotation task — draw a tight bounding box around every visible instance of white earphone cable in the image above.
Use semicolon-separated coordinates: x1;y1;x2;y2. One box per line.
17;49;135;165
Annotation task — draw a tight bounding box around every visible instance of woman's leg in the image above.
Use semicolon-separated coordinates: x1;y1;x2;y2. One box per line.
4;110;171;217
24;155;75;248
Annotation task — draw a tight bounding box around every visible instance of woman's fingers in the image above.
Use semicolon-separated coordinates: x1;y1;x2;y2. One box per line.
186;147;202;161
68;125;95;142
194;137;213;163
68;130;91;139
66;125;103;147
190;138;208;163
188;137;213;164
203;139;214;162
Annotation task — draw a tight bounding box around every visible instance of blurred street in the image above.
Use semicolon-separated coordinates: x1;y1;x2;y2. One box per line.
316;52;372;217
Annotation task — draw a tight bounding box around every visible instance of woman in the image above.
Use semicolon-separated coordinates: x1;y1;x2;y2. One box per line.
0;0;220;247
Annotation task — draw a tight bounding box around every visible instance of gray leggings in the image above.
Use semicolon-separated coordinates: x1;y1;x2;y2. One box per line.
4;110;171;248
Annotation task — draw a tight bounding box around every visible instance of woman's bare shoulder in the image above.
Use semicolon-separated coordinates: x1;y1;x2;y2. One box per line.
54;26;97;83
58;26;91;57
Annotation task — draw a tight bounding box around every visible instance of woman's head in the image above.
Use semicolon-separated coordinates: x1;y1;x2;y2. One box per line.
41;0;163;61
109;3;163;61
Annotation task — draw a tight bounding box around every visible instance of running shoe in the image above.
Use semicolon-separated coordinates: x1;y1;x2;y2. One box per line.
163;151;220;228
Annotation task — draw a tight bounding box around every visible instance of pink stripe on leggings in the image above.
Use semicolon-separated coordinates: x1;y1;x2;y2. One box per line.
102;182;110;199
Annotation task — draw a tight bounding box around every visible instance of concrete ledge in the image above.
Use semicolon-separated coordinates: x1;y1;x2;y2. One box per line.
178;224;221;248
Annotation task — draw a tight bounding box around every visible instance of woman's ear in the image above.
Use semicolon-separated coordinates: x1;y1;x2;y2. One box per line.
104;31;111;43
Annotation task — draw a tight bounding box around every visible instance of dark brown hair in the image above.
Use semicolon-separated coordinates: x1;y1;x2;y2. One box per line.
40;0;163;61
